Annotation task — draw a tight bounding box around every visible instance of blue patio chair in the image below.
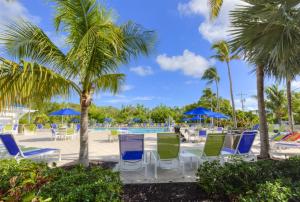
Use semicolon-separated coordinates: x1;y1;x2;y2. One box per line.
51;124;58;129
252;124;259;131
222;131;257;162
118;134;147;177
0;134;61;161
36;124;43;130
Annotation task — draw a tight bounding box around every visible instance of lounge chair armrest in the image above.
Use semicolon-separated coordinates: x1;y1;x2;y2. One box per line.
150;151;159;162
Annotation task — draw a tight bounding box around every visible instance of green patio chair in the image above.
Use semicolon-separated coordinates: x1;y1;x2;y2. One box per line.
109;130;119;142
187;133;225;166
151;133;183;178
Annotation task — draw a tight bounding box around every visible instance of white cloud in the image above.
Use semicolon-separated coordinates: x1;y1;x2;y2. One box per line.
105;96;155;103
235;97;258;111
130;66;154;76
156;49;211;78
292;80;300;90
121;85;134;92
185;80;200;85
0;0;40;25
178;0;245;43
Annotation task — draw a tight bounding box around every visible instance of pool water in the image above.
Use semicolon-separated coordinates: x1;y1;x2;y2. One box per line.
93;127;169;134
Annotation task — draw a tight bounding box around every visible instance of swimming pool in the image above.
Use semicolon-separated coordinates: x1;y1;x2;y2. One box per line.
93;127;169;134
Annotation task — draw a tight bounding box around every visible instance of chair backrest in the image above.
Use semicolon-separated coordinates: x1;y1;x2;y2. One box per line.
157;133;180;160
252;124;259;131
13;124;18;131
51;124;58;129
222;134;242;154
111;130;119;136
217;127;223;132
51;128;56;136
0;134;21;156
37;124;43;129
199;130;207;137
203;133;225;157
119;134;144;161
237;131;257;154
76;124;80;132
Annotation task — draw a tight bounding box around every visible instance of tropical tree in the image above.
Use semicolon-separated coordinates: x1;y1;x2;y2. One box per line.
202;66;220;111
0;0;155;166
208;0;223;19
230;0;300;158
265;85;287;124
211;40;239;128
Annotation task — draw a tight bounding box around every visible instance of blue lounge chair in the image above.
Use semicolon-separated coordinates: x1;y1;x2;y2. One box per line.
51;123;58;129
0;134;61;161
118;134;147;177
222;131;257;162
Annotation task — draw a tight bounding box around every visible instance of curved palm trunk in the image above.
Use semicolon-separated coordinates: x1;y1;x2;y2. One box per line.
226;62;237;128
256;65;270;159
286;79;294;132
79;91;91;167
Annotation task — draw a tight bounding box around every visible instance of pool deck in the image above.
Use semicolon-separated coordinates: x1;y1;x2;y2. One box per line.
8;131;300;184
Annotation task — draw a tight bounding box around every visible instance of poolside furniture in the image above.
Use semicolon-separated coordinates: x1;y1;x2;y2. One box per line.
3;124;18;135
51;123;58;129
151;133;183;179
0;134;61;161
36;124;44;130
198;130;207;142
109;130;119;142
51;128;65;141
185;133;226;167
222;131;258;162
272;142;300;159
252;124;259;131
118;134;147;177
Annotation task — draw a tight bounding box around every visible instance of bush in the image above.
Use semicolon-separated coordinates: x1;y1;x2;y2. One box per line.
0;159;122;202
196;157;300;201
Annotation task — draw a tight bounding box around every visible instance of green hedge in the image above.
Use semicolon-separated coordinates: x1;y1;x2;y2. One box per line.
0;159;122;202
196;157;300;201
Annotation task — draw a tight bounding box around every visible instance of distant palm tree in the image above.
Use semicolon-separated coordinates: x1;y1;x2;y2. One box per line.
230;0;300;159
202;67;220;111
265;85;286;124
211;40;239;128
0;0;155;166
208;0;223;19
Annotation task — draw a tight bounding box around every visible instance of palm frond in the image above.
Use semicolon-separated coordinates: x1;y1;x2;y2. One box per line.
208;0;223;19
0;58;80;109
93;73;125;94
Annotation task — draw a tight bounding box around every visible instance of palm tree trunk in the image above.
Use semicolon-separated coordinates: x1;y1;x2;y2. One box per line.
256;65;270;159
216;80;220;112
226;62;237;128
79;91;91;167
286;79;294;132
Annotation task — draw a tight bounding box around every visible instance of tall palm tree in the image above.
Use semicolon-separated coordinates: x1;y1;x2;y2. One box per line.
208;0;223;19
265;85;286;124
0;0;155;166
201;67;220;111
211;41;239;128
230;0;300;159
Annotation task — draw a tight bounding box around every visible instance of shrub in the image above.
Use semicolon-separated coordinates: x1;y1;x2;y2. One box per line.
41;166;122;202
0;159;122;202
196;157;300;201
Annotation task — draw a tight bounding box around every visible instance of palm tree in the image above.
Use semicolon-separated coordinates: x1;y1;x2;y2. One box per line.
0;0;155;166
265;85;286;124
208;0;223;19
211;40;239;128
202;67;220;111
230;0;300;159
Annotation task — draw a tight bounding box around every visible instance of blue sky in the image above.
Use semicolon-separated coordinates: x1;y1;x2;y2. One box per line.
1;0;298;110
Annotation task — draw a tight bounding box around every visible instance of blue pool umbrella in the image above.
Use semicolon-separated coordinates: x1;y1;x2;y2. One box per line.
49;108;80;116
184;107;212;116
49;108;80;124
182;117;191;122
206;112;230;119
132;118;141;123
104;118;112;123
190;116;204;121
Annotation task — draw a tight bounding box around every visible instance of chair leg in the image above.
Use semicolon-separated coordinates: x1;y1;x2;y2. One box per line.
58;150;61;161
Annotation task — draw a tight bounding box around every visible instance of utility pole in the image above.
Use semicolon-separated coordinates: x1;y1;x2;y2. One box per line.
237;92;247;111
